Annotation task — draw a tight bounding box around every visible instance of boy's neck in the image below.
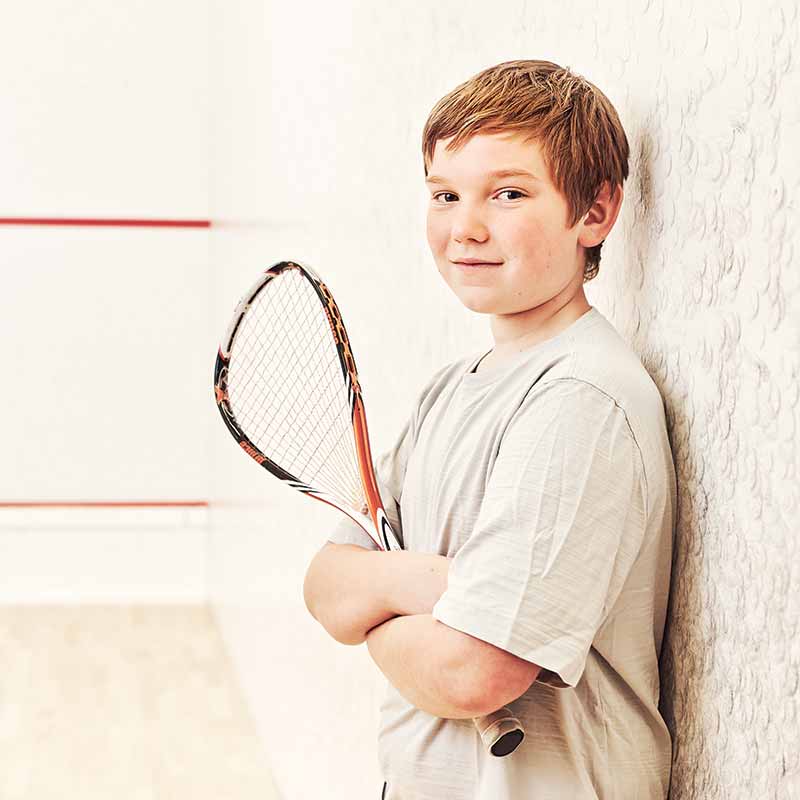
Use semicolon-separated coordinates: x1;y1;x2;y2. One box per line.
487;286;592;363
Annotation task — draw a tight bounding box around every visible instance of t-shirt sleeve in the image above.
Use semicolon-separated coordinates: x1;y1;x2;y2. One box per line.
431;378;648;689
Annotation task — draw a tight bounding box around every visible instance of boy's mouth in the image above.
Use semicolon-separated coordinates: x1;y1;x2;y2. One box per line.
453;260;503;269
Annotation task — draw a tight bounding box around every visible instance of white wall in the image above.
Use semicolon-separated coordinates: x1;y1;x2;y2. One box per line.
208;1;799;799
4;0;795;796
0;1;212;602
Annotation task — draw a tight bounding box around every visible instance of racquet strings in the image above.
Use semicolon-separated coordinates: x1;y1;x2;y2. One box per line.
225;268;366;512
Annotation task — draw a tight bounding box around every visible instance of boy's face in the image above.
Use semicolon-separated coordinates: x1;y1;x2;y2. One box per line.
425;132;591;317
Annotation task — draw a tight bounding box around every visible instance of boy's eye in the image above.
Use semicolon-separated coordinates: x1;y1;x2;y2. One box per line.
431;189;526;203
497;189;525;200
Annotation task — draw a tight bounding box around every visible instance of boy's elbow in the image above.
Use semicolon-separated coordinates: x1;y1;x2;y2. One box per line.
303;543;337;621
331;618;367;646
302;568;320;622
303;557;359;645
309;597;366;646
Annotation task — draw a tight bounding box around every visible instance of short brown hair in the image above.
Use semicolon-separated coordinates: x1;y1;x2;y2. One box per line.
421;59;630;282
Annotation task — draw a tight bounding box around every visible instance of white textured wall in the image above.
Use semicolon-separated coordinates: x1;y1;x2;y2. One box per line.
208;1;799;798
0;1;211;602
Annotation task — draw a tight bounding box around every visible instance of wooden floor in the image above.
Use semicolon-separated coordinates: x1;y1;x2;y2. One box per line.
0;606;281;800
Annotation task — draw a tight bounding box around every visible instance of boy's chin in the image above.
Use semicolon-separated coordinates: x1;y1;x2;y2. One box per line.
461;301;496;315
454;288;542;317
453;291;505;315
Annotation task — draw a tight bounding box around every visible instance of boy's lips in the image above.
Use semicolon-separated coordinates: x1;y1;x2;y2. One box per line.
452;260;503;269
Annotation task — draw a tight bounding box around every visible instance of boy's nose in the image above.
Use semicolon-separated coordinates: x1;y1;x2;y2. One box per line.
452;213;490;243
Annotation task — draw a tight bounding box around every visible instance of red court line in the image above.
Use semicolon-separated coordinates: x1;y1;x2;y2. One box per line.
0;501;209;508
0;218;210;228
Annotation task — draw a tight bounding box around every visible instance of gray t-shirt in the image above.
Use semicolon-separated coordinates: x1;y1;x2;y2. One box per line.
327;306;676;800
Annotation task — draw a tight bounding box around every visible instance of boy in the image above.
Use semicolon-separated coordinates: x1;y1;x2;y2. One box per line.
303;59;676;799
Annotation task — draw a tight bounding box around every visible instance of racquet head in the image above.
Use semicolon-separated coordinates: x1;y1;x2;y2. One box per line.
213;260;398;551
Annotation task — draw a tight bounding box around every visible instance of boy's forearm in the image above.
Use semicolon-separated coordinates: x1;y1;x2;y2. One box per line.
303;543;450;645
303;544;396;645
383;549;451;617
365;614;476;719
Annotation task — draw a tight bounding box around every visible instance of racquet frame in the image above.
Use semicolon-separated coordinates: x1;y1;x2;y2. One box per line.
214;260;395;550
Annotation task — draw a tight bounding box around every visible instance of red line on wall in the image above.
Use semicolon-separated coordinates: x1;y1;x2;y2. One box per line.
0;501;209;508
0;218;210;228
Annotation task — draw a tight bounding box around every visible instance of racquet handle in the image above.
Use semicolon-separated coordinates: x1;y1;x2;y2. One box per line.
472;708;525;757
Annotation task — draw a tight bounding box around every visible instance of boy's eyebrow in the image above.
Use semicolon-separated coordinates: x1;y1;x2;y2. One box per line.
425;168;542;185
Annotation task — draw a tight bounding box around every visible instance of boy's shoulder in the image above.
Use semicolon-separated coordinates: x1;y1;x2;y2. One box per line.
562;308;666;422
532;310;671;482
410;307;666;434
484;308;666;447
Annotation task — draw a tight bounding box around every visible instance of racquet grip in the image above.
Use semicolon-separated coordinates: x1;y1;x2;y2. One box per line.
472;708;525;757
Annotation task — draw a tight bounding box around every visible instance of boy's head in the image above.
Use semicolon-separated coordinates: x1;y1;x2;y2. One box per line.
421;60;629;319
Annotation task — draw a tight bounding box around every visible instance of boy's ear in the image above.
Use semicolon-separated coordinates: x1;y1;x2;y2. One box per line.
576;180;624;249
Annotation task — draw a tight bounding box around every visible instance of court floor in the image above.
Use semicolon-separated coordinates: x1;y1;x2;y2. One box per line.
0;605;281;800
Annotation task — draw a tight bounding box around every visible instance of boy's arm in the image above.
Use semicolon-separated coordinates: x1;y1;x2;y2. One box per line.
302;542;450;645
304;542;475;717
365;614;487;718
304;542;538;717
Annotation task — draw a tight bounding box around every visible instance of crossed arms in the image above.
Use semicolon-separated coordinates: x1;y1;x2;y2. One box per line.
303;543;540;719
